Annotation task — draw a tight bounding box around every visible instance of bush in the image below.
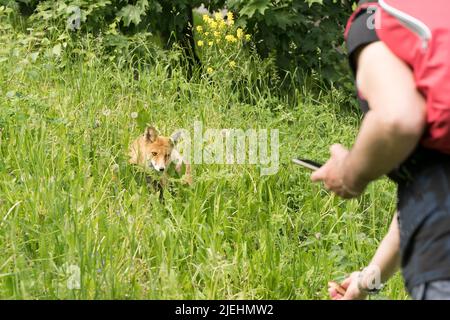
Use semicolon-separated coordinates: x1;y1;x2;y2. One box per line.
195;11;280;104
228;0;356;88
4;1;226;77
4;0;357;89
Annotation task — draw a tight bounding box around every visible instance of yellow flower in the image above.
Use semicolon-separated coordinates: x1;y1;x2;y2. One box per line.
225;34;237;43
229;61;236;68
204;32;210;36
245;34;251;41
202;14;210;23
207;67;214;74
219;20;226;30
197;40;204;47
214;31;221;38
236;28;244;39
196;25;203;33
210;21;218;29
214;12;223;21
227;11;234;23
208;41;214;46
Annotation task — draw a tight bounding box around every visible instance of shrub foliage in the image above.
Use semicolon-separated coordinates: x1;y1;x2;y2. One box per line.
2;0;356;84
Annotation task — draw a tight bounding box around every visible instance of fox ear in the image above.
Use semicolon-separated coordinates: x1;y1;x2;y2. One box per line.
145;126;158;142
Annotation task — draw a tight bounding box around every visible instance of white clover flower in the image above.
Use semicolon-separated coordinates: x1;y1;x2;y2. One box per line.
131;112;138;119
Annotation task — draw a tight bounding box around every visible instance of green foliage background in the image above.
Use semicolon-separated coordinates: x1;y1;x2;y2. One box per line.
1;0;356;86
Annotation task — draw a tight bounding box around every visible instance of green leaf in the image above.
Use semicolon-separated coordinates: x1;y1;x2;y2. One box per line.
239;0;271;18
117;4;144;27
305;0;323;6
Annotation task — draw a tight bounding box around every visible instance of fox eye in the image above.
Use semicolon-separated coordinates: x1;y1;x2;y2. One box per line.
152;152;158;157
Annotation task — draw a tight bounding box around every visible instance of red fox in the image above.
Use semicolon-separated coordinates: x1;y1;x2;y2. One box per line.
129;126;192;186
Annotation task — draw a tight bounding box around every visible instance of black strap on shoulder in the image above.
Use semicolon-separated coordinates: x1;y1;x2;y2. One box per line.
346;2;380;75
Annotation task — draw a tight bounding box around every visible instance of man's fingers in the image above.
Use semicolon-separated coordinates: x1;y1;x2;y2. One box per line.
340;277;352;289
311;167;326;182
328;281;346;296
328;287;337;298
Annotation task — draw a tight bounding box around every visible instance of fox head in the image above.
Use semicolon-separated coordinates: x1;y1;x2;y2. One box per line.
129;126;175;173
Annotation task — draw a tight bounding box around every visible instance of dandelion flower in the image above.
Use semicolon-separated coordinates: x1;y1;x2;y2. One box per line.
197;40;204;47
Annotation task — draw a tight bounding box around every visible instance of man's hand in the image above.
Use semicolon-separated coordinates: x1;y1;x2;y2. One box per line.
328;272;368;300
311;144;367;199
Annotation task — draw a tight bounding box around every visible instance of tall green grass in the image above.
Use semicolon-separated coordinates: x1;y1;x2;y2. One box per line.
0;26;408;299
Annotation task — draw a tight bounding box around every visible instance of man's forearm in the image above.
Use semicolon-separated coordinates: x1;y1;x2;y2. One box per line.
343;110;422;190
360;213;401;289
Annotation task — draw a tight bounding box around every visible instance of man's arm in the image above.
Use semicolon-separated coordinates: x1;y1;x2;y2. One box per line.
365;212;401;284
343;41;427;191
312;41;427;196
329;212;400;300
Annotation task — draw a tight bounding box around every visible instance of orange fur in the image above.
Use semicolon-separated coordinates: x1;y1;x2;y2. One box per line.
129;126;192;186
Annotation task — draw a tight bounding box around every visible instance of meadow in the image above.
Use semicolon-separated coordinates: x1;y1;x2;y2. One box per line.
0;9;408;300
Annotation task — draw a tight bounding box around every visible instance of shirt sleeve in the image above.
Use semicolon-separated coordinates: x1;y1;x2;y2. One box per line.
346;6;380;75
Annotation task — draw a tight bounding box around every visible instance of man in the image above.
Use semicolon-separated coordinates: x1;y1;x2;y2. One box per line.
312;0;450;299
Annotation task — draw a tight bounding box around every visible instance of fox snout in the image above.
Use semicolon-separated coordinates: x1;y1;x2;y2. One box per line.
150;159;167;172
